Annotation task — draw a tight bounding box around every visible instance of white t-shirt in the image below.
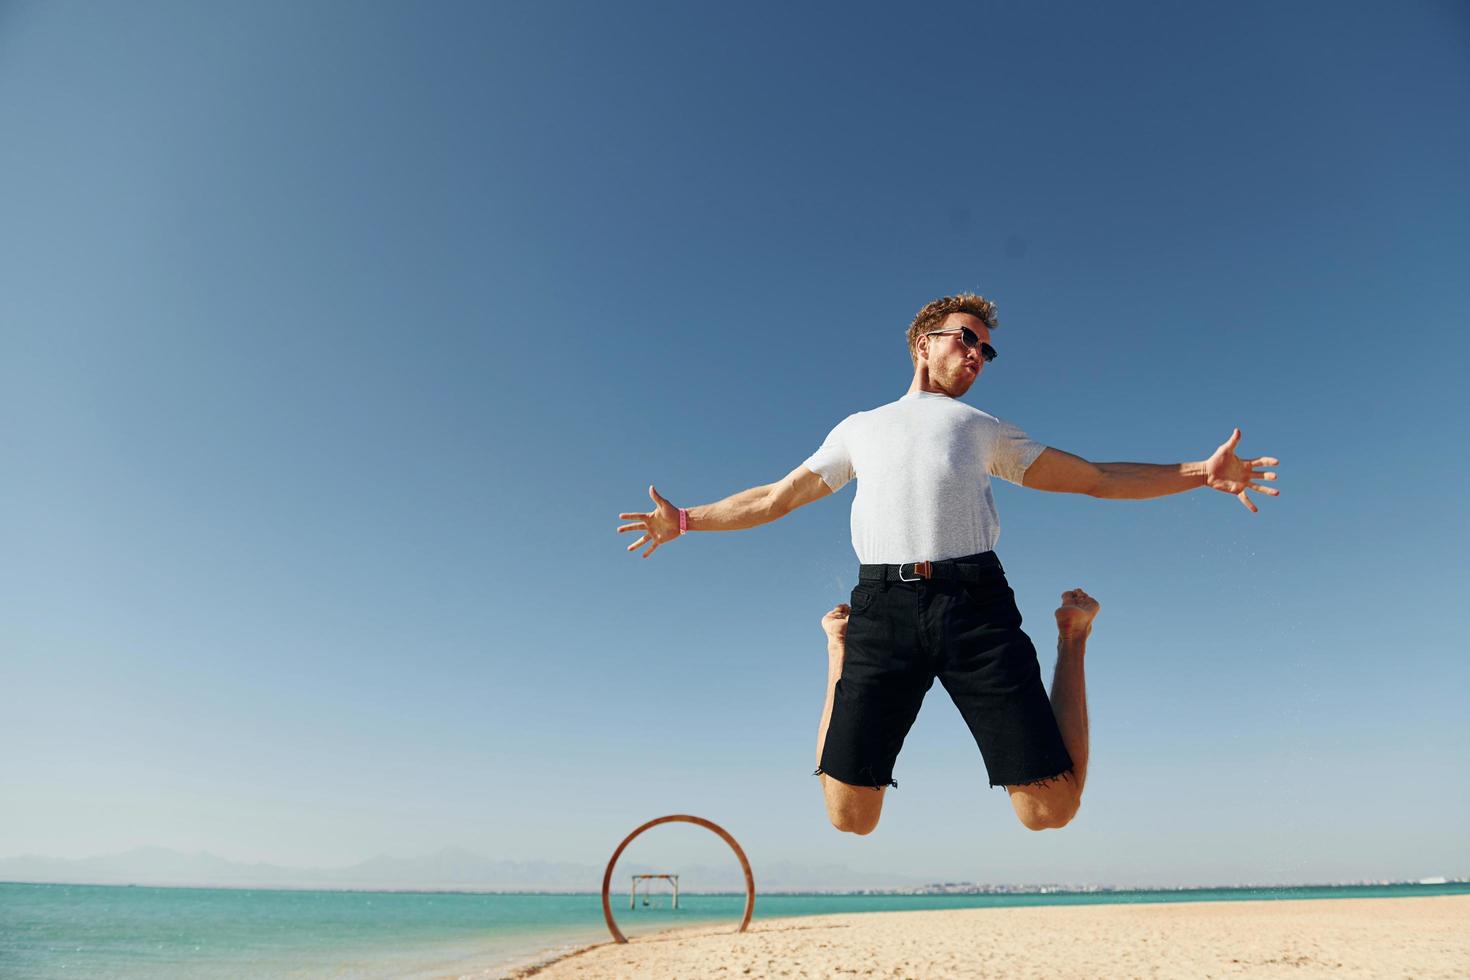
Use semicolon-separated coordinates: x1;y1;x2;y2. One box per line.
802;390;1046;564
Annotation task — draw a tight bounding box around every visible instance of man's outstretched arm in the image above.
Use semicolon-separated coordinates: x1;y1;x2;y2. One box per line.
617;465;833;558
1023;428;1280;513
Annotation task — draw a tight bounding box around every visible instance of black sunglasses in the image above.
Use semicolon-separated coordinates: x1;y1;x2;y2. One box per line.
924;327;997;362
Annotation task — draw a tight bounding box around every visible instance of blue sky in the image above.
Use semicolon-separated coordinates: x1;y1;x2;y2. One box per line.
2;1;1468;888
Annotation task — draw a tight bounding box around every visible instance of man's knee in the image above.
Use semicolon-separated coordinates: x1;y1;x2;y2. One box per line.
821;776;884;835
1015;802;1078;831
1007;777;1081;831
828;805;881;835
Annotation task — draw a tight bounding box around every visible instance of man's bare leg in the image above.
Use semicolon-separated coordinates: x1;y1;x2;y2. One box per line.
1006;588;1100;831
816;603;884;835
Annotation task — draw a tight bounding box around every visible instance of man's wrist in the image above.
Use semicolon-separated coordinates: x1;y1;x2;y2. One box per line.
678;507;689;535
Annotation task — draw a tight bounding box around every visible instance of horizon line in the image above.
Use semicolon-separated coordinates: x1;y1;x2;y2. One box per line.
5;878;1464;895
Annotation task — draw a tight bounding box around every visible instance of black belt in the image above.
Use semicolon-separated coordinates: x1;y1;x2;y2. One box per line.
859;552;1002;583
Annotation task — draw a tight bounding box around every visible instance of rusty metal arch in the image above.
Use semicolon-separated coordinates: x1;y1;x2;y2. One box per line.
600;814;755;943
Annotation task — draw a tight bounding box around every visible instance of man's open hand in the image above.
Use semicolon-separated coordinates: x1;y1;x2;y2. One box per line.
617;485;681;558
1204;428;1280;513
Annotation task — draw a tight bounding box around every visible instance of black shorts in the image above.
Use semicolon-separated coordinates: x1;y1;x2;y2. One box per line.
817;552;1073;790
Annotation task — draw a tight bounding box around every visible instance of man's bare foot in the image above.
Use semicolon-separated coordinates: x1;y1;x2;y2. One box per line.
821;603;850;649
1054;588;1100;641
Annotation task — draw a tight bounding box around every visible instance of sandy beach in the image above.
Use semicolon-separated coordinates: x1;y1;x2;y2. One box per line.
511;895;1469;979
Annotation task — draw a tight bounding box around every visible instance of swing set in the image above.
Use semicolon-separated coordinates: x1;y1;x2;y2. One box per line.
629;872;680;910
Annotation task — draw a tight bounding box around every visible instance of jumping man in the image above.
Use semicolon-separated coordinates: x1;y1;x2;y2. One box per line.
617;293;1280;836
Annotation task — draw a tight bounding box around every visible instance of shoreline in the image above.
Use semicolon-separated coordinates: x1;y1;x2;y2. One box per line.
499;894;1470;980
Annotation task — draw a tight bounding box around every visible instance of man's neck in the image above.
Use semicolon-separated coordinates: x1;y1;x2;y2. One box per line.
907;370;953;397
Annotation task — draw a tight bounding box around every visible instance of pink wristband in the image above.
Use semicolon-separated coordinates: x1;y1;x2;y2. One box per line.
678;508;688;535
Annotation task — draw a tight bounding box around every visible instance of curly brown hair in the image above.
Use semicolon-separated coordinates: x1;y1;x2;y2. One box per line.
906;293;999;364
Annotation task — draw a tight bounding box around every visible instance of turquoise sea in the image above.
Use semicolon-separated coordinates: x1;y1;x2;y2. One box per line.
3;881;1467;979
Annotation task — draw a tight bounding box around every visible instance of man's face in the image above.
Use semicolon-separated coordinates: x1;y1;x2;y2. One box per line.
919;312;990;396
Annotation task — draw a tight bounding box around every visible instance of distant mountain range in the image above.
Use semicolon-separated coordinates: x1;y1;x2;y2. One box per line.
0;846;927;893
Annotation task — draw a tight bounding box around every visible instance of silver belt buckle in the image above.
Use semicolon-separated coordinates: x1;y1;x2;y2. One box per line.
898;560;932;582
